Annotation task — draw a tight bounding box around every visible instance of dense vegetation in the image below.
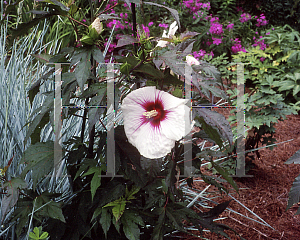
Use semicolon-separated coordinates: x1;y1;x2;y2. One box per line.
0;0;300;239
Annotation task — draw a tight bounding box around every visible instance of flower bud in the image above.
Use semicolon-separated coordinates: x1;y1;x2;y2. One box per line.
91;18;103;34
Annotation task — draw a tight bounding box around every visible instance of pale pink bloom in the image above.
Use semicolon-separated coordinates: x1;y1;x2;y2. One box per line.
186;55;200;66
121;87;191;159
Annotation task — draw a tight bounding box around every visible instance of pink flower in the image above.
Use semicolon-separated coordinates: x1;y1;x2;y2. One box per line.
212;37;222;45
231;39;246;53
148;22;154;27
256;14;268;27
121;87;191;158
240;13;251;23
193;50;206;59
226;23;234;30
209;22;223;35
159;23;168;29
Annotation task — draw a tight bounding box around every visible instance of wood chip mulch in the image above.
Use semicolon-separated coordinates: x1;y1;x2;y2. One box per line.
177;113;300;240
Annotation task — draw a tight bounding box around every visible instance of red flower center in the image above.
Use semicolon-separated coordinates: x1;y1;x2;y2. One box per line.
142;99;168;128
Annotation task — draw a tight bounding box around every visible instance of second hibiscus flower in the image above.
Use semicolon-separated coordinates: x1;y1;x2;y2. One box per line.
121;86;191;159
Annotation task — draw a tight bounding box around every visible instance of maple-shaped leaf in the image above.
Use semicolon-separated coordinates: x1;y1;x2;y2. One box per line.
35;193;66;223
103;198;126;222
155;49;186;76
193;108;233;147
121;210;144;240
1;178;27;224
21;141;63;190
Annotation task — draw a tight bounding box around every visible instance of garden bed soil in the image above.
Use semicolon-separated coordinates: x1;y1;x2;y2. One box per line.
179;113;300;240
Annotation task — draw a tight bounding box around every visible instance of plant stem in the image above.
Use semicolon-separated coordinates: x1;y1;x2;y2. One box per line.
131;3;138;54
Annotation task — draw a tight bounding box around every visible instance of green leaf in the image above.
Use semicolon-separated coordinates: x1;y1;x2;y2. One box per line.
172;88;183;98
98;181;126;207
211;161;238;192
73;49;92;90
20;141;59;190
162;68;184;86
166;207;183;230
92;46;104;63
156;49;185;76
99;208;111;238
120;62;132;75
24;92;54;144
33;227;40;236
112;216;121;233
11;201;31;236
121;211;143;240
81;35;94;45
40;231;49;239
68;4;78;15
28;69;55;105
31;112;50;144
89;27;100;40
195;116;223;149
90;167;102;201
47;202;66;222
293;85;300;96
81;166;99;177
12;15;50;37
35;194;66;223
121;215;140;240
125;185;140;200
151;208;165;240
134;63;164;79
29;232;38;239
74;159;97;180
104;198;126;222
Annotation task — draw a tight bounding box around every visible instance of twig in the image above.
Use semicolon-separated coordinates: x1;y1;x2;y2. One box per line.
96;2;120;17
66;15;89;28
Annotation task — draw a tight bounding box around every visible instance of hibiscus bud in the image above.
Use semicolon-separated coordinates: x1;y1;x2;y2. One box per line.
91;18;103;34
186;55;200;66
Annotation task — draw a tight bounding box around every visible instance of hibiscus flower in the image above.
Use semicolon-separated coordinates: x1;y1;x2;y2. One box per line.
121;86;191;159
